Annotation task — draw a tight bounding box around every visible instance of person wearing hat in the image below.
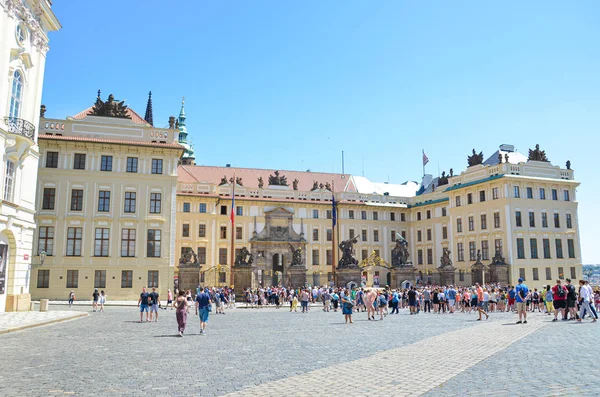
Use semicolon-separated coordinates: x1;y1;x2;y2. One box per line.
92;288;100;312
515;278;529;324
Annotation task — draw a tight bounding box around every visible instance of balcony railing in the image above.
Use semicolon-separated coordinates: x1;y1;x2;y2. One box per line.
4;117;36;140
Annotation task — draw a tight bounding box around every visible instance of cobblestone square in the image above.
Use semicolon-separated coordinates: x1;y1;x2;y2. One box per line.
0;305;598;396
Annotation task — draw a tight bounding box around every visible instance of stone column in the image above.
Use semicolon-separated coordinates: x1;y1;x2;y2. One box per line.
390;266;416;289
234;266;255;291
336;267;362;288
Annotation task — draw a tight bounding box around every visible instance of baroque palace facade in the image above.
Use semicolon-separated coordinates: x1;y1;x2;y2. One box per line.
0;0;60;311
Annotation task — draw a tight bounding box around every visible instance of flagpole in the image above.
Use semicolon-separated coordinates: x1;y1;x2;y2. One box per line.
332;179;337;287
422;149;425;177
229;173;235;288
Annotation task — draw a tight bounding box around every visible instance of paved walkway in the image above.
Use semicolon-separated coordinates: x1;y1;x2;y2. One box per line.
0;310;87;334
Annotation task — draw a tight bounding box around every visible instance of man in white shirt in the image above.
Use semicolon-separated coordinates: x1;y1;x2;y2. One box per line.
578;280;597;322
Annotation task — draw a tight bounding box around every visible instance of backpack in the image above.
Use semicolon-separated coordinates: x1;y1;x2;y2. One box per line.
533;292;539;300
556;285;565;298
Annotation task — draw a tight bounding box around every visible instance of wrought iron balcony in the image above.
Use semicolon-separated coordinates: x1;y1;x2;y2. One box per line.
4;116;36;140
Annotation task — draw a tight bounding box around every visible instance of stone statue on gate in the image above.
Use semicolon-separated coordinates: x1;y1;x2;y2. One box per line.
288;243;304;267
179;249;198;265
338;236;359;268
391;233;410;267
439;248;453;269
234;247;253;267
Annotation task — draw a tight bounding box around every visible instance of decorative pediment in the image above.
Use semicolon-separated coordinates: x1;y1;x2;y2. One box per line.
360;250;391;269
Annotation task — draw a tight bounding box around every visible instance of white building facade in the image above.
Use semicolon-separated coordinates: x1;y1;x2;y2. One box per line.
0;0;60;311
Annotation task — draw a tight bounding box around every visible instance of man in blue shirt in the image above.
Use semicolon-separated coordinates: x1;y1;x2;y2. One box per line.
515;278;529;324
446;286;457;314
195;288;212;335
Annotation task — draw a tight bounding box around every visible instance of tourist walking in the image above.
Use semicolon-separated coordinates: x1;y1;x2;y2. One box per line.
300;288;310;313
195;288;212;335
564;279;578;320
167;289;173;310
92;288;99;312
391;289;400;314
577;280;598;322
544;285;554;315
341;289;354;324
408;286;418;315
173;290;187;336
99;291;106;312
365;289;376;320
148;287;160;322
447;285;457;313
137;287;150;322
475;283;489;321
68;290;75;308
515;278;529;324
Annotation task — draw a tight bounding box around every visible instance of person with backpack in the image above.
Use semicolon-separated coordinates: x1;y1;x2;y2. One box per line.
531;289;540;312
515;278;528;324
377;290;387;320
551;279;568;321
564;279;578;320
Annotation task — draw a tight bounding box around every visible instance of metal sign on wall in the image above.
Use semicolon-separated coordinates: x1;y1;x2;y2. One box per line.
0;244;7;295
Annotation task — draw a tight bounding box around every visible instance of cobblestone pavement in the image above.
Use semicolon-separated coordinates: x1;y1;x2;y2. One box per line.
0;310;87;334
0;306;597;396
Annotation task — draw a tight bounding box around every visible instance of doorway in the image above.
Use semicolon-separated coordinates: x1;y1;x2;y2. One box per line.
272;253;284;286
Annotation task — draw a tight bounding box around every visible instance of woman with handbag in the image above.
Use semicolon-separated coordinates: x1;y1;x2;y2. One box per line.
341;288;355;324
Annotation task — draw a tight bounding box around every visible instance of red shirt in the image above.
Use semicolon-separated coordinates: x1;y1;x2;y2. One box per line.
552;284;567;301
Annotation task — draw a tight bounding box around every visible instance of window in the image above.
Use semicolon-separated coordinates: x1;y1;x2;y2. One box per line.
362;250;368;260
417;230;422;242
481;214;487;230
541;212;548;228
312;229;319;241
326;250;332;266
70;189;84;211
426;229;432;241
457;243;464;261
401;231;406;239
530;238;538;259
98;191;110;212
554;213;560;228
236;206;243;216
197;247;206;264
121;229;136;257
199;203;207;213
236;226;243;240
100;155;113;171
400;213;406;222
552;189;558;201
46;152;59;168
42;188;56;210
66;227;82;256
459;270;465;282
312;249;319;265
442;226;448;240
533;268;539;281
513;186;520;198
198;224;206;238
457;218;463;233
519;268;526;281
539;188;546;200
481;240;489;260
494;212;500;228
390;231;396;242
567;239;575;259
545;267;552;280
417;212;422;221
456;196;461;207
145;270;159;289
38;226;54;256
373;211;378;220
149;193;161;214
495;239;503;258
151;159;163;174
327;229;332;242
182;224;189;237
566;214;572;229
564;190;570;201
126;157;138;173
94;270;106;289
373;230;379;242
427;248;433;264
183;203;190;212
361;211;367;220
37;269;50;288
121;270;133;288
147;229;161;257
312;209;319;219
558;266;564;280
526;187;533;199
555;239;563;259
220;226;227;239
469;242;476;261
570;266;576;279
3;161;15;201
417;249;423;265
390;212;395;221
9;70;23;118
426;210;431;219
74;153;86;170
94;228;110;257
515;211;522;227
477;190;485;202
349;229;355;239
442;207;447;217
492;187;499;200
123;192;136;213
468;216;474;231
516;238;525;259
349;210;355;219
467;193;473;205
326;210;332;220
529;211;535;227
361;230;367;241
543;238;551;259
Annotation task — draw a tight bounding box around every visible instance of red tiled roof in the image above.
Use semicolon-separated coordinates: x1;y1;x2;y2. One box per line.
72;106;148;125
38;134;185;150
179;165;356;192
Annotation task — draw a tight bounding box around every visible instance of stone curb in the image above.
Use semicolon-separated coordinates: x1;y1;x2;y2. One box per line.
0;312;88;335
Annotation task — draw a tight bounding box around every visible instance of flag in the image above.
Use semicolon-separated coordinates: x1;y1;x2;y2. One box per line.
332;193;337;228
230;179;235;224
422;149;429;166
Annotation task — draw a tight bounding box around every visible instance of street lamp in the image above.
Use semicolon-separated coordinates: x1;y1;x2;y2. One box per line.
26;251;46;289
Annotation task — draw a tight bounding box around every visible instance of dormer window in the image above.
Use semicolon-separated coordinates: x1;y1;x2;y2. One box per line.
16;23;28;46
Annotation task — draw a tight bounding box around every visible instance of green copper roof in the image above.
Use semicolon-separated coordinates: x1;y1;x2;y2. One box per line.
408;197;449;208
443;174;505;192
177;100;195;160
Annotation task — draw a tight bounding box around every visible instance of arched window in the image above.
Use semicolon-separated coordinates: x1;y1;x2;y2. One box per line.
9;71;23;118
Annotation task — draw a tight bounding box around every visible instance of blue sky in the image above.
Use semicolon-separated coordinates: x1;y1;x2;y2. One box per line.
42;1;599;262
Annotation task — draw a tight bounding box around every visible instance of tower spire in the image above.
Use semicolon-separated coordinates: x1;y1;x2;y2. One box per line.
177;96;195;165
144;91;153;126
